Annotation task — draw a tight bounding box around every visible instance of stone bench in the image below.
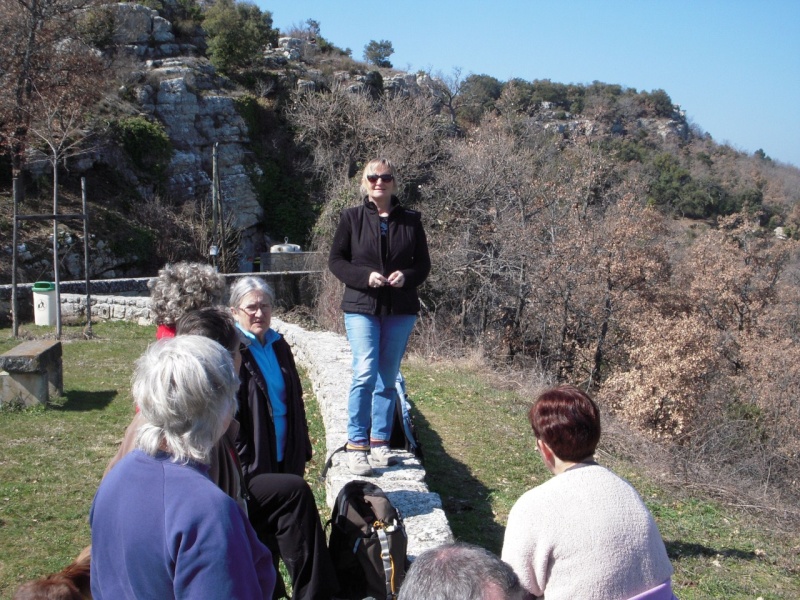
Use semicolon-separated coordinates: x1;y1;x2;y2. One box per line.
0;340;63;407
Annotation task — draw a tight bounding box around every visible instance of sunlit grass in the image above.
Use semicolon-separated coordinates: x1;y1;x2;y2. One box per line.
402;356;800;600
1;324;798;599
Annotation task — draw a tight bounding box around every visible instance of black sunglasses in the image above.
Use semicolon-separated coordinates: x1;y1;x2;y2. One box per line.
366;173;394;183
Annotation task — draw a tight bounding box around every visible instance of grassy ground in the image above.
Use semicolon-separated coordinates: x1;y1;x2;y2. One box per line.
401;356;800;600
1;323;799;598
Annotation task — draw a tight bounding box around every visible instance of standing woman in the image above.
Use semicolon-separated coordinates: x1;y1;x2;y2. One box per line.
329;158;431;476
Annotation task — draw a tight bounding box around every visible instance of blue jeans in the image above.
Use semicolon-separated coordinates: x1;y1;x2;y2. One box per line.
344;313;417;446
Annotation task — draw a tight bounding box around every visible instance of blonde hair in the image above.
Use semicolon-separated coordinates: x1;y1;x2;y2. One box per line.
359;158;397;197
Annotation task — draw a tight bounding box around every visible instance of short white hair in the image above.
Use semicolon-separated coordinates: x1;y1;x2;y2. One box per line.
133;336;238;464
228;276;275;309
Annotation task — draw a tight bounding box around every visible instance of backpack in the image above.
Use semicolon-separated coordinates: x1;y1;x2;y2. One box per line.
389;372;423;459
328;481;409;600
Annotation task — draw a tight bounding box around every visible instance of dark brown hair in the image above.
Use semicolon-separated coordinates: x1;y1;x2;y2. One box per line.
529;384;601;462
176;306;239;354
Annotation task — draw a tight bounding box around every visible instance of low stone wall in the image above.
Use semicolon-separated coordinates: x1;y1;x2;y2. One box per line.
0;272;316;325
273;317;453;559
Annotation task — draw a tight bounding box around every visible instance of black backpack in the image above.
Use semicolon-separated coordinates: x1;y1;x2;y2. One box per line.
388;372;423;459
328;481;409;600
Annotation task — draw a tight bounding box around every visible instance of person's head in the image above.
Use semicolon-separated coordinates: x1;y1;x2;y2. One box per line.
529;384;601;463
176;306;244;372
359;157;397;201
148;261;226;327
398;543;528;600
229;276;275;343
133;335;238;464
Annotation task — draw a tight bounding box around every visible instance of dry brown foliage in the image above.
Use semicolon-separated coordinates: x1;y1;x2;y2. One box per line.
287;77;800;504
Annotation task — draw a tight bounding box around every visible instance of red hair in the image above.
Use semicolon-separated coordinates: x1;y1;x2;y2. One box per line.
529;385;601;462
13;545;91;600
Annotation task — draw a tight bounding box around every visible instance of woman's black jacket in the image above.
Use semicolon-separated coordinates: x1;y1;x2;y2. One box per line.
234;336;312;480
328;196;430;315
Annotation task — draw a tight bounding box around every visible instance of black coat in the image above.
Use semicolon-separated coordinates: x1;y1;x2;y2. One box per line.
235;335;312;479
328;196;430;315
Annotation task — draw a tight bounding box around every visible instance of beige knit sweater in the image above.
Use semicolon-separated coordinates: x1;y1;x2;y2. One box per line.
501;464;673;599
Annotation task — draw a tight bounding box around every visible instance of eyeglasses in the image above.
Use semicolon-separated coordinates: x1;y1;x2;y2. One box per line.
366;173;394;183
238;303;271;316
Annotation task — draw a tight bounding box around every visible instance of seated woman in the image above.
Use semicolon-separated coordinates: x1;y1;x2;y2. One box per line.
229;277;312;477
107;306;338;600
501;385;675;600
90;336;275;599
148;261;227;339
230;277;338;599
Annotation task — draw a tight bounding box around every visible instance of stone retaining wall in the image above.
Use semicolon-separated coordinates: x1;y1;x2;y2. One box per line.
0;272;315;325
273;317;454;559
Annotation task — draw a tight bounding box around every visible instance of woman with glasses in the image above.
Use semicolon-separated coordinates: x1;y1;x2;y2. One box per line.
230;277;339;600
329;158;431;476
230;276;312;479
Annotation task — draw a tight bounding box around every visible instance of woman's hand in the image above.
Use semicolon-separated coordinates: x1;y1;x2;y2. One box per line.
387;271;405;287
368;272;388;288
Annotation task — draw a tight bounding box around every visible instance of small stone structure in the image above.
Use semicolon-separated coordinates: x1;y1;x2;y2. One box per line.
273;318;454;559
0;340;63;407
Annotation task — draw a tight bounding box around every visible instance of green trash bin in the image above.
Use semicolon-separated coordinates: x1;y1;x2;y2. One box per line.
32;281;57;326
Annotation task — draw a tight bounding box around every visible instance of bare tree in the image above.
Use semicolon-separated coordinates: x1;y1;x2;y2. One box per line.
0;0;100;182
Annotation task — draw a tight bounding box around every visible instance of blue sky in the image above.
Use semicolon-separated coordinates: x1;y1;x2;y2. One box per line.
254;0;800;168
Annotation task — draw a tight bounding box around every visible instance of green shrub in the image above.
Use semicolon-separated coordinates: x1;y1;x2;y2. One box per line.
112;116;172;178
205;0;277;74
644;89;674;118
363;39;394;68
253;160;318;248
233;94;264;133
78;5;116;50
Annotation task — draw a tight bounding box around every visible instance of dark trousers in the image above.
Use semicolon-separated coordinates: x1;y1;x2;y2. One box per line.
247;473;339;600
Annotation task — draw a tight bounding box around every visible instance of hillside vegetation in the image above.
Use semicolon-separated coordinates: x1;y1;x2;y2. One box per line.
1;0;799;521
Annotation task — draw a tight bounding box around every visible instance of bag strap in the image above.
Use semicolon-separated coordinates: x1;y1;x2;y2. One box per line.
319;444;347;482
375;522;395;600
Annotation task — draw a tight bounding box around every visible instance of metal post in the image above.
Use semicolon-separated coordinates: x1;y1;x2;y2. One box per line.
82;177;92;337
11;178;19;338
212;143;219;269
53;159;62;339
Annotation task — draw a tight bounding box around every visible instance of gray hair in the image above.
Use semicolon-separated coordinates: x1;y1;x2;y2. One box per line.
228;276;275;309
148;262;226;327
398;543;528;600
133;336;238;464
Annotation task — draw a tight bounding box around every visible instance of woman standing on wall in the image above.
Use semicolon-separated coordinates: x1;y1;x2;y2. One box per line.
329;158;431;476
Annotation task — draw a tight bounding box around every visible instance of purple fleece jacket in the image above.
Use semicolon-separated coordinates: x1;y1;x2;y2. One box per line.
90;449;275;599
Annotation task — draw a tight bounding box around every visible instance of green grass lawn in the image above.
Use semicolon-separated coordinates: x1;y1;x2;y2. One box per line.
401;356;800;600
1;323;798;599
